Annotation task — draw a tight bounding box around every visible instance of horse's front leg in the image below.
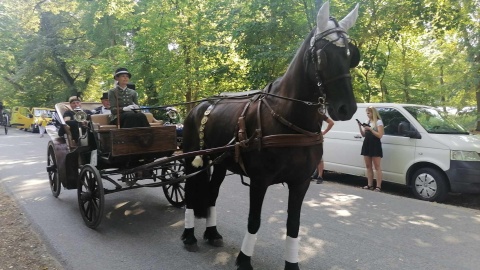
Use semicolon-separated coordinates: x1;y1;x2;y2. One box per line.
182;161;211;252
203;165;227;247
236;183;268;270
284;180;310;270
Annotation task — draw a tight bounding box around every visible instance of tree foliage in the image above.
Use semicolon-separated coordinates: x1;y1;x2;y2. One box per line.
0;0;479;129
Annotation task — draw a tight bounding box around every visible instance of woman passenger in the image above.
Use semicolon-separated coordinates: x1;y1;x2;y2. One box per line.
108;68;150;128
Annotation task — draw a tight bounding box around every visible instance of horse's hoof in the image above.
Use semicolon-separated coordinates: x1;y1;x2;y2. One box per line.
284;261;300;270
236;251;253;270
181;228;198;251
207;238;224;247
203;226;224;247
184;243;199;252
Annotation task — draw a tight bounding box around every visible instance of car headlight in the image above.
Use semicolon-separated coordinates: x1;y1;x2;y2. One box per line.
451;150;480;161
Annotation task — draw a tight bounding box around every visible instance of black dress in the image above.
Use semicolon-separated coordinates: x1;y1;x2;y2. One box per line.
361;120;383;158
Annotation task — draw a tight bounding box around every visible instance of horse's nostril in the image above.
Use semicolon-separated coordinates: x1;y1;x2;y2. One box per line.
338;105;348;118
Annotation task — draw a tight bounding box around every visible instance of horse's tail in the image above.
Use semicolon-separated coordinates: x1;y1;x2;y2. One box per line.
185;156;210;218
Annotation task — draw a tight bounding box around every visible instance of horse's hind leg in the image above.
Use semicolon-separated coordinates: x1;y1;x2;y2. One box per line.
236;183;268;270
203;165;227;247
284;180;310;270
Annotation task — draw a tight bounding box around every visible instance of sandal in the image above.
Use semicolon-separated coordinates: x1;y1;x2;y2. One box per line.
374;187;381;192
362;185;373;190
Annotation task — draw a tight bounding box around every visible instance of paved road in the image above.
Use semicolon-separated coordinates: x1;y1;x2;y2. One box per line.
1;128;480;270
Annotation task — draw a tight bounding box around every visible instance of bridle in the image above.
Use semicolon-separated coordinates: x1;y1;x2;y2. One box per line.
307;17;352;112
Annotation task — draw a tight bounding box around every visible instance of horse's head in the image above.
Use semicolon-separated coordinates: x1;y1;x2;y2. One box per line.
305;2;360;121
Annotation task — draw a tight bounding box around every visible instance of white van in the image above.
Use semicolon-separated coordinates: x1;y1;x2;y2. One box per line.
323;103;480;202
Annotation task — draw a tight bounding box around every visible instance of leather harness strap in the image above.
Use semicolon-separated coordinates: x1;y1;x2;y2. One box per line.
231;92;323;176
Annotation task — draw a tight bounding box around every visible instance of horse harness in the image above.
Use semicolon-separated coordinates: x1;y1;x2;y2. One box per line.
196;88;324;176
196;20;353;175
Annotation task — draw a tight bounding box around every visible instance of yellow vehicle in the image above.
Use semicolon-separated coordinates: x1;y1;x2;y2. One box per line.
11;106;54;133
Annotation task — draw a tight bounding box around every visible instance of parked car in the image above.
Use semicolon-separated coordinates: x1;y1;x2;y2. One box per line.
323;103;480;202
457;106;477;116
10;106;54;132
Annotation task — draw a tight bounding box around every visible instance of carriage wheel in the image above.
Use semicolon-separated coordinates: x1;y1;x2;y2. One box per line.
77;164;104;229
47;145;61;197
161;159;186;208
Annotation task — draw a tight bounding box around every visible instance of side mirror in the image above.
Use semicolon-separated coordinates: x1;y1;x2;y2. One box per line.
406;130;422;139
28;114;33;118
398;121;421;139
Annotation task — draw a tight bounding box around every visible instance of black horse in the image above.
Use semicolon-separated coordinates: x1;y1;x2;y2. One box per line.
181;2;360;270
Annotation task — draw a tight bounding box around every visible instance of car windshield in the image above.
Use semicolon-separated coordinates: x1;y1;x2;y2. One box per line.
33;109;53;117
404;106;469;134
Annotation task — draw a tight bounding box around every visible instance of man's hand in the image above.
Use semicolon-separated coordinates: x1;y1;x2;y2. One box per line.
123;106;132;112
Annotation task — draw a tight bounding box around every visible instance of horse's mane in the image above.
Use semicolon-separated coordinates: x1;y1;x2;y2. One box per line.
285;29;315;73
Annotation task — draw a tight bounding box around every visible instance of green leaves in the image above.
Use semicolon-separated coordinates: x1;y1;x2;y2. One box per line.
0;0;478;131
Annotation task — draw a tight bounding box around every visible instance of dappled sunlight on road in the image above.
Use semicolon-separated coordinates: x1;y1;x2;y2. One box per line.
408;219;445;230
107;201;147;219
471;215;480;224
299;236;326;260
305;192;363;208
305;192;362;219
1;159;43;165
212;251;233;266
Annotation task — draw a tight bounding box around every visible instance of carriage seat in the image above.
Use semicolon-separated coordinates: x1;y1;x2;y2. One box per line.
90;114;117;132
91;112;163;131
144;113;164;127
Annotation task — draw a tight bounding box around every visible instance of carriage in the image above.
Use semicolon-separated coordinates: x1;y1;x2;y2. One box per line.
46;101;188;228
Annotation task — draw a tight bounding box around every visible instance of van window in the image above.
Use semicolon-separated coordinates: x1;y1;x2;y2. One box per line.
404;106;468;134
377;107;411;136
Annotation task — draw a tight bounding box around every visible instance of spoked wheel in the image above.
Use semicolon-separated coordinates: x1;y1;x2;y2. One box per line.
77;164;104;229
47;145;61;197
161;159;186;208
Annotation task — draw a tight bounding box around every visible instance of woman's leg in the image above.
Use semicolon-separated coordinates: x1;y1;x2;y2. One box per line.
364;156;374;187
372;157;383;189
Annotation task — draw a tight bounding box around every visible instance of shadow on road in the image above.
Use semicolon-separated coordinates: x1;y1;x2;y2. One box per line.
322;171;480;211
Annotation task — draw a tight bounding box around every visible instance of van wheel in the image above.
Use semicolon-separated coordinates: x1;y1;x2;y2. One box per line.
411;168;448;202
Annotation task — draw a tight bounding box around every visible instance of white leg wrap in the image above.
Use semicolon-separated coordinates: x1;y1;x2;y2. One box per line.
206;206;217;227
240;232;257;257
284;236;299;263
185;208;194;229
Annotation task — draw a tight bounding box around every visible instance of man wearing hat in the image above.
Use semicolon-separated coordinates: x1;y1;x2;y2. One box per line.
108;67;150;128
93;93;111;114
58;96;93;148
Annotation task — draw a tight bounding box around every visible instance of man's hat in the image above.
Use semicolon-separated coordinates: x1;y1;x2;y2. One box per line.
68;96;81;103
113;67;132;79
100;93;109;100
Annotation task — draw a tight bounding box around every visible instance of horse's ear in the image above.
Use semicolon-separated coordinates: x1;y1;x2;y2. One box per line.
339;3;360;31
316;1;330;33
349;43;360;68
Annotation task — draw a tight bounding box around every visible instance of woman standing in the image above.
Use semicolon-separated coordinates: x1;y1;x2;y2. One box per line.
108;68;150;128
358;106;384;192
38;113;47;137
